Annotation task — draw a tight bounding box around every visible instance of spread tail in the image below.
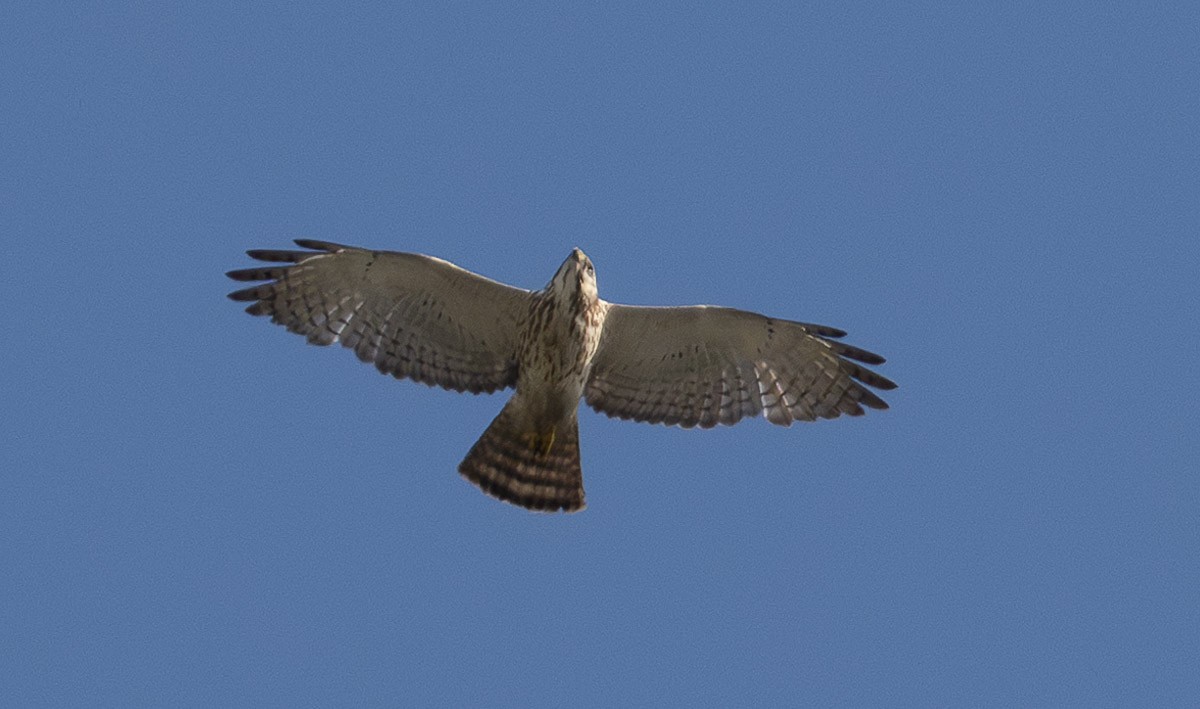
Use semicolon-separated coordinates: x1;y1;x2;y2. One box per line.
458;400;585;512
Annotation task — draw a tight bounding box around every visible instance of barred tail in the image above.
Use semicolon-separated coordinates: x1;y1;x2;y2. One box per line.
458;401;585;512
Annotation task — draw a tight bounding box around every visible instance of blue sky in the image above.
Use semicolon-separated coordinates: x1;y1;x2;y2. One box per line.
3;2;1197;706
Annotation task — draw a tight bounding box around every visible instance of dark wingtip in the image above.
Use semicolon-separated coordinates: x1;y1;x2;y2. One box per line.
872;375;899;391
293;239;348;252
227;285;266;302
831;342;887;365
245;249;306;263
842;361;898;392
857;388;891;410
226;267;281;282
800;322;848;338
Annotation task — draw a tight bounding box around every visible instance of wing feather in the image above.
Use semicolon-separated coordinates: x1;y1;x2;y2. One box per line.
586;303;895;428
228;240;530;393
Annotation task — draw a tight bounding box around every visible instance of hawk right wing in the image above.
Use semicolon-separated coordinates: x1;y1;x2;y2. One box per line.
227;240;532;393
585;303;896;428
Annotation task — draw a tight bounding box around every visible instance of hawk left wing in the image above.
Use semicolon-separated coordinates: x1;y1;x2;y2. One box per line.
227;240;532;393
585;303;896;428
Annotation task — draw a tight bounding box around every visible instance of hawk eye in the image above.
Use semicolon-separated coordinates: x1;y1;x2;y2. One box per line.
585;263;594;275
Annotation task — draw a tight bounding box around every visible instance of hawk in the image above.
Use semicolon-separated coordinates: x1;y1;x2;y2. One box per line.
227;240;896;512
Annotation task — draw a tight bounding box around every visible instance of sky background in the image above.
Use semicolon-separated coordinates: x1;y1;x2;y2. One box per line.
3;2;1198;706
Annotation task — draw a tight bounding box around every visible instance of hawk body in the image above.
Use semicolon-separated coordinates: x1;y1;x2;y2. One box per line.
458;248;604;511
228;240;895;512
512;248;605;427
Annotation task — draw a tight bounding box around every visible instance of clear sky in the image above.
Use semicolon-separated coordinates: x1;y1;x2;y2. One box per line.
3;2;1197;706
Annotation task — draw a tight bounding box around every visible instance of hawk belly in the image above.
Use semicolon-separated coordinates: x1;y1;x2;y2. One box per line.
457;281;605;512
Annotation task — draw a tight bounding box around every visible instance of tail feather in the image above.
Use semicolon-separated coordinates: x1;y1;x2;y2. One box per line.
458;401;585;512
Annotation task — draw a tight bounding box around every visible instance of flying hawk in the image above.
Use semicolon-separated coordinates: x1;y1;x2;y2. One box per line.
227;240;896;512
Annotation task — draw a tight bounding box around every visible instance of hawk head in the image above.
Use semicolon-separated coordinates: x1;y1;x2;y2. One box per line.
548;247;598;307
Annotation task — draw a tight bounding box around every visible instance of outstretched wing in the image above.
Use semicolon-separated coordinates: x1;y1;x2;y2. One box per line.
585;303;896;428
227;240;531;393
